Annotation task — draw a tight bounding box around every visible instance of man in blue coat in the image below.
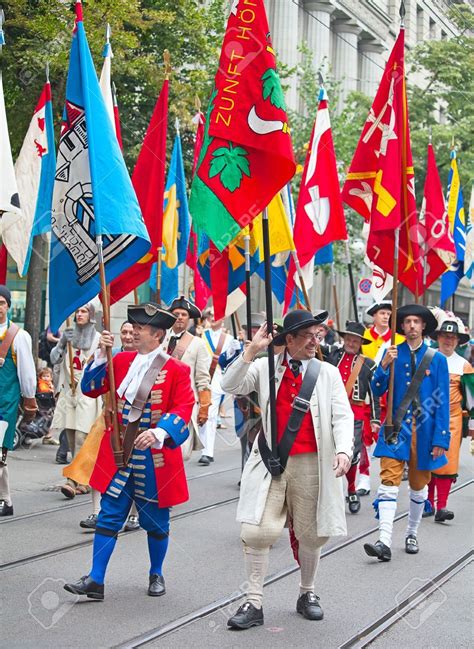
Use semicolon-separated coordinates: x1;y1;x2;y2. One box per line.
364;305;450;561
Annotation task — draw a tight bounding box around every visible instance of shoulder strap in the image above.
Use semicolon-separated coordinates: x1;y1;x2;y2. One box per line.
259;358;321;476
344;355;365;397
121;350;170;466
172;332;194;361
209;331;226;380
0;323;20;366
393;347;436;432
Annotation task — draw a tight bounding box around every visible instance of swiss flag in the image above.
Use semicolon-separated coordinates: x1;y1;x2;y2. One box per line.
284;89;346;312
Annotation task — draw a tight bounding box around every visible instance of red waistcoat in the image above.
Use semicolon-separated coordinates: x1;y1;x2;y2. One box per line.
276;366;317;455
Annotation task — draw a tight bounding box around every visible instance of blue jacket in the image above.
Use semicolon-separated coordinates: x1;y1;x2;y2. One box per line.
371;341;450;470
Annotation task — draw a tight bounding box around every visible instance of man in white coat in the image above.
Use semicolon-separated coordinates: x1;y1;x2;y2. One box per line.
163;296;211;461
222;310;354;629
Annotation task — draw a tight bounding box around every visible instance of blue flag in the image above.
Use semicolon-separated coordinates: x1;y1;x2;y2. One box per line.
49;3;149;329
150;134;190;304
315;243;334;265
440;151;466;305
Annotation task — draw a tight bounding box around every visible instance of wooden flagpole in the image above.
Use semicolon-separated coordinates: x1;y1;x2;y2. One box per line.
96;236;122;462
244;233;252;337
384;0;406;445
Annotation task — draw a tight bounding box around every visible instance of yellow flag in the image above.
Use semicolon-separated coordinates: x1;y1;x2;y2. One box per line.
162;184;179;268
249;193;295;257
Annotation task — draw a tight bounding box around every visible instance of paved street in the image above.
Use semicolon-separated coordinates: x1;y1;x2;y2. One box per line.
2;424;473;649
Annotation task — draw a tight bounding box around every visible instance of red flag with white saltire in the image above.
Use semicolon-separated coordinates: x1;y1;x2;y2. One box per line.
419;143;455;290
284;88;346;312
341;29;423;295
110;79;169;303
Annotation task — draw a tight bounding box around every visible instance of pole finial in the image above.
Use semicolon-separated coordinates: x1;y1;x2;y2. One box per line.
45;61;50;82
105;22;111;43
399;0;406;26
0;8;5;51
175;116;180;134
163;49;171;80
195;94;201;111
318;71;324;87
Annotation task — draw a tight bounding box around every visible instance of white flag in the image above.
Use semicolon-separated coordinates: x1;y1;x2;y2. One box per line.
0;70;21;231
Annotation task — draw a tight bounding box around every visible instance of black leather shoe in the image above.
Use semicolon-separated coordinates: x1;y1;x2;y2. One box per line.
55;453;69;465
364;540;391;562
296;592;324;620
124;515;140;531
347;493;361;514
227;602;264;630
79;514;97;530
0;500;13;516
148;574;166;597
198;455;210;466
356;488;370;496
405;534;419;554
64;575;104;600
435;509;454;523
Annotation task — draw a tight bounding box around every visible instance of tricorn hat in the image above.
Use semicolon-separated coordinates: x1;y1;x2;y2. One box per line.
273;309;328;346
242;313;266;330
337;321;371;344
431;318;470;345
127;303;176;330
169;295;202;319
366;300;392;317
396;304;438;336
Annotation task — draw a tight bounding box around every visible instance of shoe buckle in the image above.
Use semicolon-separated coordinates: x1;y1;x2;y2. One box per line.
407;537;417;545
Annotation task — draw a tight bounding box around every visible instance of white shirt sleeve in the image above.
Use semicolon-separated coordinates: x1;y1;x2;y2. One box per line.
89;348;108;369
150;427;169;449
13;330;37;398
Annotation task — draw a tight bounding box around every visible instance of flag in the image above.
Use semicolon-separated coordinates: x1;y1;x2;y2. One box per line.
440;150;467;304
0;244;7;284
187;109;211;310
111;83;123;150
189;0;296;250
109;75;168;303
284;88;346;311
315;243;334;265
49;1;149;329
150;133;190;305
465;182;473;286
99;28;114;130
0;70;21;238
419;143;455;291
12;81;56;276
198;194;294;318
342;29;422;296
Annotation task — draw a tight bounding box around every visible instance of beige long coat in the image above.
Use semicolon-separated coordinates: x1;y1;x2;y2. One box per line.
221;353;354;538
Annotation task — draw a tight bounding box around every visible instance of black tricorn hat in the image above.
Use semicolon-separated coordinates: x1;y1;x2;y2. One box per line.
396;304;438;336
127;303;176;330
273;309;328;346
366;300;392;317
169;295;202;319
337;321;371;344
431;319;470;345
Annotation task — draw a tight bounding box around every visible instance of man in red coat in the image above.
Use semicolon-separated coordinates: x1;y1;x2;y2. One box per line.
64;303;194;601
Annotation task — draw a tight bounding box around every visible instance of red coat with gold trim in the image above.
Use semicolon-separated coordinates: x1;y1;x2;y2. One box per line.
81;351;195;508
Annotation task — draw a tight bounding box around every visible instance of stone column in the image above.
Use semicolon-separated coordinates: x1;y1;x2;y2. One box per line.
358;40;385;99
332;19;362;113
270;0;300;110
304;1;335;77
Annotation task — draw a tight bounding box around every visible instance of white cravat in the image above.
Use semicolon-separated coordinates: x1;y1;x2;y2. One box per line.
117;346;162;404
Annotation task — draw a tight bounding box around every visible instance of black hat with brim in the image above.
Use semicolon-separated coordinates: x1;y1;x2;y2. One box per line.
169;295;202;319
396;304;438;336
337;321;372;344
127;303;176;330
273;309;328;346
366;300;392;317
431;320;470;345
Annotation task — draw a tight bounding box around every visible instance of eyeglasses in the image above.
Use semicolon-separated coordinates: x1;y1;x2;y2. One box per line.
295;332;320;341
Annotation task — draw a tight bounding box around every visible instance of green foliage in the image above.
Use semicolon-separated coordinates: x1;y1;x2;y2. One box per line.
262;68;286;109
209;144;250;191
1;0;225;175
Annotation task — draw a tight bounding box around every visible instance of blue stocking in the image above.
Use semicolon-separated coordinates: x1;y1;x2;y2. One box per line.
89;531;117;584
147;533;169;576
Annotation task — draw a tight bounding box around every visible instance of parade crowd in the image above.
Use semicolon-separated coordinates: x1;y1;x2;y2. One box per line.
0;285;473;629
